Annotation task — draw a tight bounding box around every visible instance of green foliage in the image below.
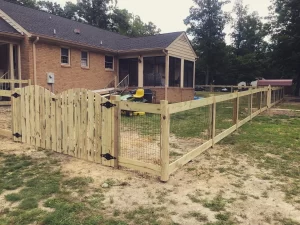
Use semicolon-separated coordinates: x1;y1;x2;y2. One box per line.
185;0;229;85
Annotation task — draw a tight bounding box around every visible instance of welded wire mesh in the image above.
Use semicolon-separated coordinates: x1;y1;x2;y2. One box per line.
261;91;268;108
120;113;161;165
169;106;210;162
252;92;261;113
215;99;235;135
238;95;250;121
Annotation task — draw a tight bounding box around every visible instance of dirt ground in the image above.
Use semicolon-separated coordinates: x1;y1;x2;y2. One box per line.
0;138;299;224
0;105;300;224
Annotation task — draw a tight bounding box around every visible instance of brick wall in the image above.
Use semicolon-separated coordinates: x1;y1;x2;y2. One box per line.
35;42;117;93
20;36;33;80
151;87;194;103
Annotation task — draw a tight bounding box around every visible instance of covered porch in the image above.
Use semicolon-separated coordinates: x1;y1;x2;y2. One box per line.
0;40;22;90
118;51;196;103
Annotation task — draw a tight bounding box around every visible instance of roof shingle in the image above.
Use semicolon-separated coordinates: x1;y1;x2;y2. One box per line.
0;17;18;34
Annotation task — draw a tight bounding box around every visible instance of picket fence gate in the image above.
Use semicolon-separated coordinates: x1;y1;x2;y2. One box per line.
11;85;119;167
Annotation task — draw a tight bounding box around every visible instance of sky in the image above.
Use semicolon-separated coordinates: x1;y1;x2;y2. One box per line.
55;0;272;42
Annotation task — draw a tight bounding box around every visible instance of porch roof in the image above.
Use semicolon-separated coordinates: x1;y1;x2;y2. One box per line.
0;17;18;34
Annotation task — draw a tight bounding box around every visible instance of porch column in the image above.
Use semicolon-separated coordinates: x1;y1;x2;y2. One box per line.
138;56;143;87
9;43;14;90
165;54;169;100
180;58;184;88
193;60;196;88
18;45;22;87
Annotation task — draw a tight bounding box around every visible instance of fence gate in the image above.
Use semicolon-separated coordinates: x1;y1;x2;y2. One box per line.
11;85;118;167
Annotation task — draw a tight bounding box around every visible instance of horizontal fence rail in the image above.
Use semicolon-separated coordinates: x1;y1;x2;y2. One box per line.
10;85;284;181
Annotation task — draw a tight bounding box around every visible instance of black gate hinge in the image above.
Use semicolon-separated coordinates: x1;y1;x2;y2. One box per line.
101;153;116;160
101;101;116;109
11;92;21;98
13;133;22;138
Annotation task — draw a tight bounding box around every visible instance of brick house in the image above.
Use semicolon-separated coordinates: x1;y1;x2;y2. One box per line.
0;0;197;103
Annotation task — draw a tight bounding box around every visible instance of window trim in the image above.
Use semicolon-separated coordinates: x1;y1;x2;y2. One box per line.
81;51;89;69
61;47;70;66
105;55;114;71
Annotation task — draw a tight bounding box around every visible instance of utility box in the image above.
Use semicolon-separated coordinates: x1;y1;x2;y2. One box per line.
47;72;55;84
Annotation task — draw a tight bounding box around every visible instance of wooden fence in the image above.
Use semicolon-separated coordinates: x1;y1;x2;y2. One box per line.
0;79;31;105
8;85;284;181
12;85;119;167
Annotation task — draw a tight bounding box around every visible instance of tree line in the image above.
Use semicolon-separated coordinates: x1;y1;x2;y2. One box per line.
6;0;300;95
185;0;300;95
6;0;161;37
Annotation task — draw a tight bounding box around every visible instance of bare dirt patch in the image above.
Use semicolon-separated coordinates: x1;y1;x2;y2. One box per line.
1;136;299;224
0;106;11;130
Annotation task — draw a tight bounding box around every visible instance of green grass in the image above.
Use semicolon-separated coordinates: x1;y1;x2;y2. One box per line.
275;103;300;111
183;211;208;222
221;114;300;202
124;206;167;225
0;152;174;225
63;177;94;189
202;194;227;212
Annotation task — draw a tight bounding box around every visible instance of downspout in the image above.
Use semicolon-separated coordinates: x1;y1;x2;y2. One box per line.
33;37;39;85
162;49;168;101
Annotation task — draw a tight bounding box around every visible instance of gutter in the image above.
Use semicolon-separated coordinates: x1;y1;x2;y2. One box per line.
33;36;39;85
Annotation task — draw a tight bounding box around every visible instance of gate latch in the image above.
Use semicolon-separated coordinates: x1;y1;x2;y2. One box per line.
13;133;22;138
101;153;116;160
101;101;116;109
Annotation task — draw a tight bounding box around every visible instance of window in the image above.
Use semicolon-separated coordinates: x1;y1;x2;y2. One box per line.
105;56;114;70
184;60;194;87
169;57;181;87
143;56;166;86
61;48;70;65
81;51;89;67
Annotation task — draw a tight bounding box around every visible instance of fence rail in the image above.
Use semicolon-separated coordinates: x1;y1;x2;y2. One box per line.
8;85;284;182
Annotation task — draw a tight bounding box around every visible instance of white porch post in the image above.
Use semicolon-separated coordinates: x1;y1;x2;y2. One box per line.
165;54;169;100
9;43;15;90
17;45;22;88
138;56;143;87
180;58;184;88
193;60;196;88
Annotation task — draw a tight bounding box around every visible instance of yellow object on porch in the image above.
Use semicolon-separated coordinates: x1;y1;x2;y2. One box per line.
133;89;144;98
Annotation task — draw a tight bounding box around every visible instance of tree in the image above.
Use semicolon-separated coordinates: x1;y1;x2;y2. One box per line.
38;1;64;17
184;0;229;84
228;0;269;82
111;10;161;37
77;0;112;29
231;0;267;56
271;0;300;95
6;0;38;8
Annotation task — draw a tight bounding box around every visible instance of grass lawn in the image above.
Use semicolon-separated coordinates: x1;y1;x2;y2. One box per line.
0;104;300;225
221;114;300;203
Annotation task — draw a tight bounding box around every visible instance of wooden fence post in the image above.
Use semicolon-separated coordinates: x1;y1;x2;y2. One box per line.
267;85;272;108
160;100;170;182
233;91;239;126
250;89;253;119
211;97;216;148
111;95;121;169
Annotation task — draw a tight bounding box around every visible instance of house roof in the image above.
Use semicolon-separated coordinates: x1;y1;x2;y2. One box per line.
0;17;18;34
257;79;293;87
0;0;185;53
